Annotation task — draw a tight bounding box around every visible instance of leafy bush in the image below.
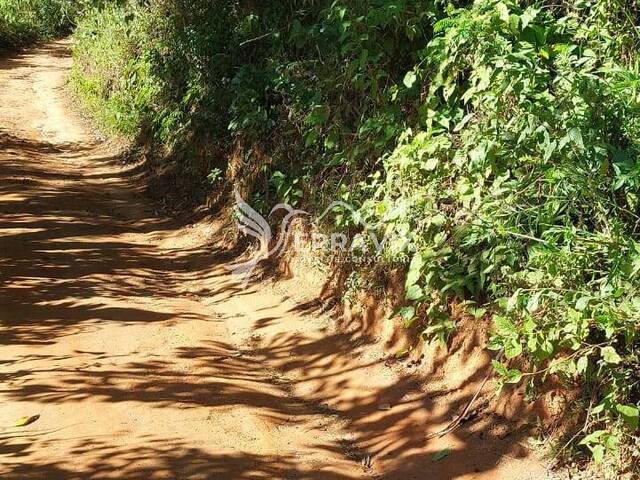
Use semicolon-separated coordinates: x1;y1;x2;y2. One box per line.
0;0;112;50
71;0;640;467
1;0;70;48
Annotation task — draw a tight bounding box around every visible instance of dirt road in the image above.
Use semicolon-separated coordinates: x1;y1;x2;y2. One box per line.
0;41;550;479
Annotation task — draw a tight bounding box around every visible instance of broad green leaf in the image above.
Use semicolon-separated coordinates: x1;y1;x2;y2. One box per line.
543;139;556;161
575;296;590;311
403;70;417;89
526;291;541;313
576;355;588;374
405;284;424;301
492;360;508;376
424;157;439;171
600;346;622;364
453;113;473;132
505;368;523;384
506;289;520;312
494;315;516;336
496;2;510;23
305;130;319;147
591;444;605;464
504;339;522;359
580;430;606;445
406;253;424;288
615;404;639;430
520;6;539;30
568;127;584;150
399;306;416;327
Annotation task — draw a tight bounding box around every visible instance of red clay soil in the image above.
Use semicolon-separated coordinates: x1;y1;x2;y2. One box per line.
0;41;552;479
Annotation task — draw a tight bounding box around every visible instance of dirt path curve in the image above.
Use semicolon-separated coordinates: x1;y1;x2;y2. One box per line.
0;41;551;480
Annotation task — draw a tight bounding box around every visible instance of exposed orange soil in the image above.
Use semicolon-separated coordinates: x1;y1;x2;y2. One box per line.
0;41;552;479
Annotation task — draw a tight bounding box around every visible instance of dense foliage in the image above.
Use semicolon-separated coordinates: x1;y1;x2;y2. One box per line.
1;0;73;48
0;0;113;49
68;0;640;469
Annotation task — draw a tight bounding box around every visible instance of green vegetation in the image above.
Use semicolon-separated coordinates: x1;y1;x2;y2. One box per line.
0;0;82;48
27;0;640;470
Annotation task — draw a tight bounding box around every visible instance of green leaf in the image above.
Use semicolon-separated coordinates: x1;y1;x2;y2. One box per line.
504;368;523;384
575;296;590;311
520;6;539;30
615;404;639;430
492;360;508;376
494;315;516;336
492;361;522;383
454;113;473;132
304;130;319;147
506;289;520;312
432;447;451;461
406;253;424;288
399;306;416;327
526;291;541;313
496;2;510;23
504;339;522;359
600;346;622;364
569;127;584;150
580;429;606;445
403;70;417;89
576;355;588;374
543;139;557;161
405;284;424;301
591;444;605;464
304;105;329;127
424;157;439;171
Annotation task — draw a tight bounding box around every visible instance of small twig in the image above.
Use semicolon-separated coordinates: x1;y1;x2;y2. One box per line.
239;32;275;47
426;349;504;440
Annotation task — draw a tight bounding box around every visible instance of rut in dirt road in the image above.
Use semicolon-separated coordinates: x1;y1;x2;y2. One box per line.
0;42;549;480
